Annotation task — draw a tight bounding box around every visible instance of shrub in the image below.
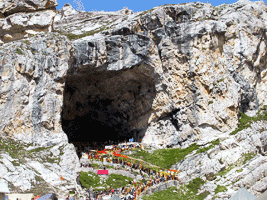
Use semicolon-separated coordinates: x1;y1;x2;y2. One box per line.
215;185;227;194
16;48;23;54
187;177;205;194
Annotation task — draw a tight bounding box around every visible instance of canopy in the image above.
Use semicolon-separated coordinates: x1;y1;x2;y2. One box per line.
169;169;180;172
112;152;129;158
0;182;10;193
229;187;256;200
256;190;267;200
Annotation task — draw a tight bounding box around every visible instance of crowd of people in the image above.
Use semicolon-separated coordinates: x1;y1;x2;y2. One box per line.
78;141;179;200
79;174;176;200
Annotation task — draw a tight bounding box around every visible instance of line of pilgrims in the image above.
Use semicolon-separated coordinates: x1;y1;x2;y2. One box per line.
80;142;179;199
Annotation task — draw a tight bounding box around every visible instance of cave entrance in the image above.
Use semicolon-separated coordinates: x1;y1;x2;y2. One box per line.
61;64;156;155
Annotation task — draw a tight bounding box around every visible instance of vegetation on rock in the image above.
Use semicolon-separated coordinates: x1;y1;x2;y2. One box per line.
231;106;267;135
215;185;227;194
79;171;133;191
127;140;220;169
142;178;209;200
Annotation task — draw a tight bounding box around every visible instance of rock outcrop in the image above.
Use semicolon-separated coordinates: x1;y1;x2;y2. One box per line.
0;0;57;42
0;0;267;198
173;120;267;199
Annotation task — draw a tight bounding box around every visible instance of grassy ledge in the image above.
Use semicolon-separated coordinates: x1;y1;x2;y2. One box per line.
79;171;133;191
126;139;220;169
142;177;209;200
231;106;267;135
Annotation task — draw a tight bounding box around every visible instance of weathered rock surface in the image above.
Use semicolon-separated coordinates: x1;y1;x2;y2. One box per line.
0;0;57;17
172;120;267;199
53;3;134;35
0;33;71;145
0;0;267;198
0;139;80;198
0;0;57;42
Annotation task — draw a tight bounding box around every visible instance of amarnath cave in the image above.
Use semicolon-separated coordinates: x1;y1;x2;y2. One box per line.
61;64;156;148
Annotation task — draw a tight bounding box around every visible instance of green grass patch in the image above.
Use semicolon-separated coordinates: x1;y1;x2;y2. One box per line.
142;178;208;200
217;165;234;177
79;171;101;189
0;138;25;159
79;172;133;191
22;40;31;45
216;151;256;178
35;176;44;182
196;139;220;154
187;177;205;194
129;140;220;169
16;48;23;54
231;108;267;135
215;185;227;194
242;152;257;164
130;143;199;169
28;146;53;153
105;174;133;189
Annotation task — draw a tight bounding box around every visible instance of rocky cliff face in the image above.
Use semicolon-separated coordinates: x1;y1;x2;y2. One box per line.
0;0;267;198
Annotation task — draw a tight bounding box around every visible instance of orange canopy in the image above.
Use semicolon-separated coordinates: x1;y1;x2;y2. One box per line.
112;152;129;159
169;169;180;172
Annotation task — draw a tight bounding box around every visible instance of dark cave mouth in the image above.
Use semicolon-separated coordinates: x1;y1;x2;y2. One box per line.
61;65;156;152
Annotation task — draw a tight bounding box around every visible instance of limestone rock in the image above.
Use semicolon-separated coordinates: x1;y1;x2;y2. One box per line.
0;10;56;42
0;33;71;145
0;0;57;17
0;141;79;198
172;121;267;199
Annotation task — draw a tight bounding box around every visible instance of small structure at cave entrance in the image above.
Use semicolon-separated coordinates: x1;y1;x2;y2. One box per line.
229;186;256;200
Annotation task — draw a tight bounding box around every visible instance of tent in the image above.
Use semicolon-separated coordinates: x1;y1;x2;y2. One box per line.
229;187;256;200
37;193;57;200
255;190;267;200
